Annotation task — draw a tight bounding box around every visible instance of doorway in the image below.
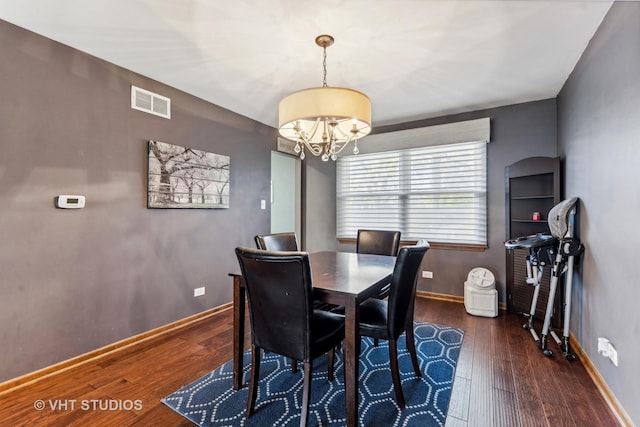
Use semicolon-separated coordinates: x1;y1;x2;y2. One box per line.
270;151;301;243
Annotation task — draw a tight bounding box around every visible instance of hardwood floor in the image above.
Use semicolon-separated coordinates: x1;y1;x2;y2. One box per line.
0;298;620;426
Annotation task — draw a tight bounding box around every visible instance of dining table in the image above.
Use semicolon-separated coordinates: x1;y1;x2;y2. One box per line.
229;250;396;427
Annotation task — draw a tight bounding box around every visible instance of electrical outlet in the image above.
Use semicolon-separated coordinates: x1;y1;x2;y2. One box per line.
422;271;433;279
597;337;618;366
194;287;205;297
597;337;609;355
609;343;618;366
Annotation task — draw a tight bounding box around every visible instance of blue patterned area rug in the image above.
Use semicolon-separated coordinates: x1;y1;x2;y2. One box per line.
162;322;463;427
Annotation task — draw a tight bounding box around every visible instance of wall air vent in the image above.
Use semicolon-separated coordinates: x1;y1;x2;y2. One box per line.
131;85;171;119
276;137;298;157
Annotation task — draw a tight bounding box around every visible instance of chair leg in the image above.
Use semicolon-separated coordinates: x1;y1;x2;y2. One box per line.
246;344;261;417
373;338;379;347
405;324;421;378
343;347;347;386
327;348;335;382
300;362;313;427
291;358;298;373
388;340;406;408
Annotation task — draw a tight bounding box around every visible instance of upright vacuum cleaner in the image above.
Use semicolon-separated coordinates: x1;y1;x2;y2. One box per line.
505;197;584;359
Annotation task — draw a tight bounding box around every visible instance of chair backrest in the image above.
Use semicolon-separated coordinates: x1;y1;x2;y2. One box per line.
255;232;299;251
387;240;430;339
548;197;579;239
235;247;312;362
356;229;401;256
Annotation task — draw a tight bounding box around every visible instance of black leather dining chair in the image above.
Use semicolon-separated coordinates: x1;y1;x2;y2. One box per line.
235;247;345;427
356;229;402;257
255;232;299;252
356;229;402;300
357;240;430;408
254;232;302;372
256;232;337;322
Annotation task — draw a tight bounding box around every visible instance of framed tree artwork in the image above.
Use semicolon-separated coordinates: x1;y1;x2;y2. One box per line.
147;140;230;208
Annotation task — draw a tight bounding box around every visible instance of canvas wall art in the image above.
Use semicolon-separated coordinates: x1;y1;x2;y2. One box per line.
148;140;230;208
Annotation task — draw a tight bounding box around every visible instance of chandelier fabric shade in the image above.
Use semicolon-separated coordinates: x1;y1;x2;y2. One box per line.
279;87;371;131
278;86;371;142
277;35;372;161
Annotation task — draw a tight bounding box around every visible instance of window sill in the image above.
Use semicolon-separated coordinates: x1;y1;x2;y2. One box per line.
337;238;487;252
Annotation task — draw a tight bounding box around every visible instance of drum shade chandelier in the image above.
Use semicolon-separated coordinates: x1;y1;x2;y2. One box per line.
278;35;371;161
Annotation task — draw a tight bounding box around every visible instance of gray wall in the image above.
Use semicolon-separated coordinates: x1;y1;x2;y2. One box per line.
557;2;639;423
0;20;274;381
302;154;339;253
327;100;558;302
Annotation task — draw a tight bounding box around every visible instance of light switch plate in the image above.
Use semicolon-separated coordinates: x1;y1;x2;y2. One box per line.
55;195;85;209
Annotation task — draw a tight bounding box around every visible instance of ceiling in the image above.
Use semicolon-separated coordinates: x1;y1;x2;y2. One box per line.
1;0;612;129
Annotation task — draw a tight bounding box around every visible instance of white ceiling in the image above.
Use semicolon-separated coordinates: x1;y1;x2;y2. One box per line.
1;0;612;129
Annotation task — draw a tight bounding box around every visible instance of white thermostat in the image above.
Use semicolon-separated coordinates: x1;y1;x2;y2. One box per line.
55;195;86;209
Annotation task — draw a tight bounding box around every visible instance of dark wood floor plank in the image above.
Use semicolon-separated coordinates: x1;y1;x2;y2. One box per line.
0;299;621;427
0;382;97;427
545;346;618;426
454;348;473;380
517;400;550;427
467;317;496;427
541;400;577;426
445;414;469;427
508;345;548;427
447;376;471;421
490;322;516;393
131;404;193;426
492;387;522;427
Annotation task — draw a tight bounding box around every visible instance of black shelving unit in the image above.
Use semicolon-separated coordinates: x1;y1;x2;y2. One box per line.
505;157;561;326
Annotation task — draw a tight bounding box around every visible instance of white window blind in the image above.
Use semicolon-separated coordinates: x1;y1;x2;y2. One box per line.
336;140;487;246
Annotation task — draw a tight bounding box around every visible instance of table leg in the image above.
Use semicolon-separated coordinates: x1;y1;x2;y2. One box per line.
344;298;360;427
232;276;246;390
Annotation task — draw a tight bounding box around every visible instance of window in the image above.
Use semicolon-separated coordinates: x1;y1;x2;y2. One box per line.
336;140;487;246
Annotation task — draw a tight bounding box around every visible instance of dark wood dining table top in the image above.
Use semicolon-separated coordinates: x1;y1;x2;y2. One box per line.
229;250;396;295
307;250;396;303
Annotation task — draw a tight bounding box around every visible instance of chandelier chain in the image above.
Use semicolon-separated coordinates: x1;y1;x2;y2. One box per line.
322;45;328;87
